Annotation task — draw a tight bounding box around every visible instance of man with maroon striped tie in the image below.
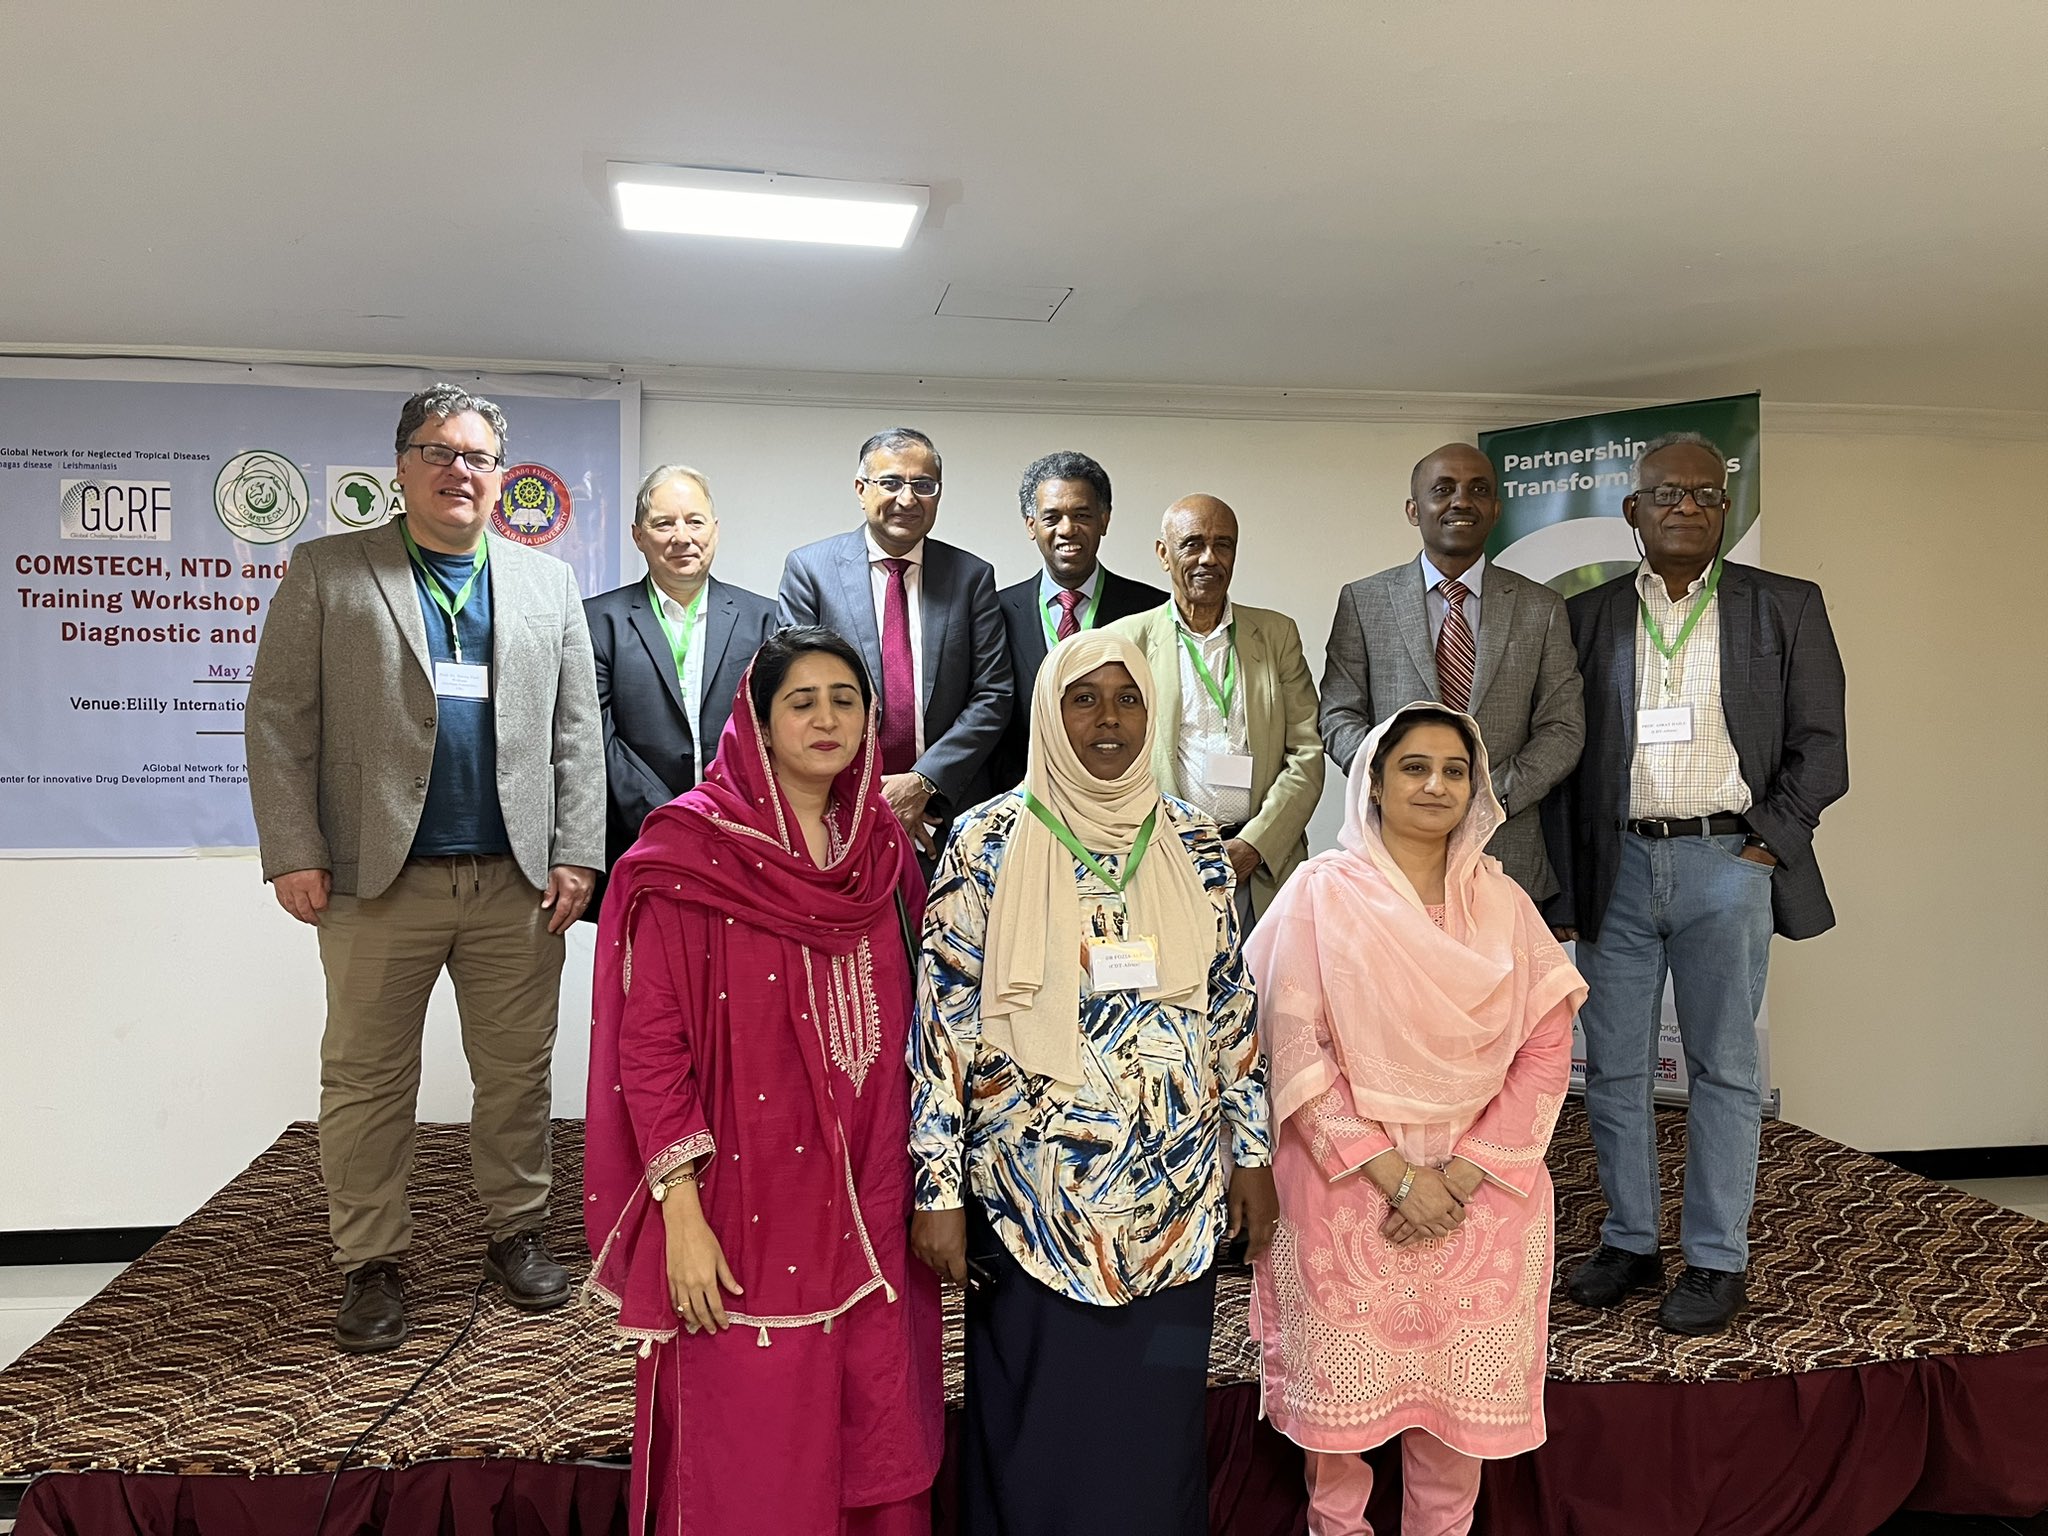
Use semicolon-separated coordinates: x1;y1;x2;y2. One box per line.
1320;442;1585;900
778;427;1013;867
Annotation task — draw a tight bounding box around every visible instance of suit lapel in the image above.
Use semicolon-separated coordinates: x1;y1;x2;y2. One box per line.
368;520;434;683
919;543;947;711
1236;607;1275;770
1607;578;1639;754
627;579;688;721
1469;570;1516;710
486;534;532;696
1145;607;1184;792
1392;561;1440;697
835;537;885;690
698;577;741;722
1716;564;1755;761
1011;580;1049;664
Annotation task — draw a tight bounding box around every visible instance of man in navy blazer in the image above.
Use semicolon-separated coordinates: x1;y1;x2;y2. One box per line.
988;450;1168;792
1544;432;1847;1337
778;427;1012;859
584;465;778;913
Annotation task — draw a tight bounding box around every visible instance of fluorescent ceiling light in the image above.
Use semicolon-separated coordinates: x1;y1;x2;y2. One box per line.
608;163;928;249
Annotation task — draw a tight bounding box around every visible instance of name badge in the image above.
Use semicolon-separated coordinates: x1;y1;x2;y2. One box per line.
1085;936;1160;993
1637;705;1693;744
435;661;490;700
1204;751;1255;790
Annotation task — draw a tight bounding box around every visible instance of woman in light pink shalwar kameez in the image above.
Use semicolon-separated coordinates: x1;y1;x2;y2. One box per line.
1248;703;1585;1536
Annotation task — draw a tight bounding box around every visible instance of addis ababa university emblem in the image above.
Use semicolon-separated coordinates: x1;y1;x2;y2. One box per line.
215;450;309;545
493;464;573;547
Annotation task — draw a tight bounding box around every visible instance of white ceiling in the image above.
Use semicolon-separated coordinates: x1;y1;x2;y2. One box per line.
6;0;2046;409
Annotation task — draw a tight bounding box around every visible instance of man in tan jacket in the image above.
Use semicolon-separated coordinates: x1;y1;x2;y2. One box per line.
247;384;604;1352
1105;495;1324;922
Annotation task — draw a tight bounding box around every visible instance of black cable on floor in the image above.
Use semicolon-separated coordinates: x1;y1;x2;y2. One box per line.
313;1274;490;1536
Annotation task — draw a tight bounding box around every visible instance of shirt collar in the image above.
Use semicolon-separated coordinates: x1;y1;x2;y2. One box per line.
1173;598;1235;641
649;578;706;624
865;528;925;566
1039;564;1103;609
1419;551;1485;595
1636;559;1708;602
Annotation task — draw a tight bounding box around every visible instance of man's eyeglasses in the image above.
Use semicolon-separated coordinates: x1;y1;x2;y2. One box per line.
1637;484;1730;510
407;442;505;473
861;475;941;499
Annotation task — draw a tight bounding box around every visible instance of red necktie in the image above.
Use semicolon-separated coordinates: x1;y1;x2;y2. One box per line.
879;557;917;774
1053;587;1084;641
1436;577;1475;713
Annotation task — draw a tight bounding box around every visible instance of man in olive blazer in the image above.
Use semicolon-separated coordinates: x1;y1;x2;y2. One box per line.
1105;494;1323;920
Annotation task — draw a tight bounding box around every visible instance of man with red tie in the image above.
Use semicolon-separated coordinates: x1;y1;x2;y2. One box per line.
988;451;1168;792
778;427;1013;863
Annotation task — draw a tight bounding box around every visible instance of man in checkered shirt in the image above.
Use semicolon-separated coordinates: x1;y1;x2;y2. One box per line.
1542;432;1848;1337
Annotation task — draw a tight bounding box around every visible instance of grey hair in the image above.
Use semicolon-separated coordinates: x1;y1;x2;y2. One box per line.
635;464;715;524
856;426;943;478
1018;450;1111;520
1634;431;1726;488
394;384;509;461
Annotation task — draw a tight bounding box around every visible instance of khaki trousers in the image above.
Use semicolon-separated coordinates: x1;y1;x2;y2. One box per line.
315;854;564;1270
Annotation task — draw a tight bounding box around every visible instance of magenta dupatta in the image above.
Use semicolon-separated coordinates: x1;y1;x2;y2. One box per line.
583;664;925;1345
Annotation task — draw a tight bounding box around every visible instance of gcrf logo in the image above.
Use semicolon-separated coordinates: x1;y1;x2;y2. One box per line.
62;480;172;541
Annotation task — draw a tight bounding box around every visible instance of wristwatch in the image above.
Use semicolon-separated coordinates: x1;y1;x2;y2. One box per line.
914;772;939;800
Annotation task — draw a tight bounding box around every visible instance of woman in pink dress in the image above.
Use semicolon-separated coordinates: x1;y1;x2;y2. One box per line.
584;626;943;1535
1248;702;1586;1536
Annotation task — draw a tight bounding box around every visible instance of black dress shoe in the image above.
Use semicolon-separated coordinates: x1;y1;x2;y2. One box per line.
1566;1244;1664;1308
484;1228;571;1311
1659;1265;1747;1336
335;1261;408;1353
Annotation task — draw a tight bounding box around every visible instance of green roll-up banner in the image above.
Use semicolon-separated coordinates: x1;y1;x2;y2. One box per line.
1480;392;1761;596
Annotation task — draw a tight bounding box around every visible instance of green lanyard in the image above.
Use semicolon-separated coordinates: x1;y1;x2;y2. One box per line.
646;577;703;682
1024;792;1157;894
1639;559;1723;663
1177;622;1238;716
400;521;488;664
1040;581;1104;648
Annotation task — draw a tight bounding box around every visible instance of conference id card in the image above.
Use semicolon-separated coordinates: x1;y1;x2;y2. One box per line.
1637;705;1693;744
1085;936;1160;993
435;661;490;700
1204;751;1255;790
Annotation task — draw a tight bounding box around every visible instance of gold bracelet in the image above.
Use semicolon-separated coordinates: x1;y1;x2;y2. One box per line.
652;1170;697;1202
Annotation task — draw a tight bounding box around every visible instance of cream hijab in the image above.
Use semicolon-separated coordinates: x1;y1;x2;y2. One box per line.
981;632;1215;1085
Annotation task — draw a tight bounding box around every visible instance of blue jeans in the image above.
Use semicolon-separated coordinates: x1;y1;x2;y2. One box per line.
1576;832;1774;1272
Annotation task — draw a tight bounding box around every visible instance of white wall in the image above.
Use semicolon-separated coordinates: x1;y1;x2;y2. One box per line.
5;388;2041;1231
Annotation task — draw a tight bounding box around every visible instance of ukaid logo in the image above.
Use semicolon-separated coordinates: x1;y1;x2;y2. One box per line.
61;480;172;540
493;464;572;546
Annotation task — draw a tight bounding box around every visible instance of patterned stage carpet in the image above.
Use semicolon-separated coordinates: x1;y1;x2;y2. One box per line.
2;1107;2044;1478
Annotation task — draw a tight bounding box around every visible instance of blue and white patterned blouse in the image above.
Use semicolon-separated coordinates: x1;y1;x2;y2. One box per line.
910;790;1271;1306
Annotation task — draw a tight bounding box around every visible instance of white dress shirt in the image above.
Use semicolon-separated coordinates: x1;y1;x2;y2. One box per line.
1629;561;1751;819
1171;600;1253;828
651;578;711;785
1037;564;1104;638
1419;552;1485;646
864;529;926;757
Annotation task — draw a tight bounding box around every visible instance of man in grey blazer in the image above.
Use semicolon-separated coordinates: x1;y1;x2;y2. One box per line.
584;464;778;917
1320;443;1585;899
1544;432;1847;1337
778;426;1012;862
247;385;604;1352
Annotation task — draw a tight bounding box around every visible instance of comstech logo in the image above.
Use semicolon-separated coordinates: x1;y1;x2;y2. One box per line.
61;480;173;541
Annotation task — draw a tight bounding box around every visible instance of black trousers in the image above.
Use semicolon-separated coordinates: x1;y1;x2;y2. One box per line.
960;1203;1217;1536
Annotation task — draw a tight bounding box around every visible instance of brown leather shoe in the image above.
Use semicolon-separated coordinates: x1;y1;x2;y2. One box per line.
335;1261;408;1353
483;1229;571;1311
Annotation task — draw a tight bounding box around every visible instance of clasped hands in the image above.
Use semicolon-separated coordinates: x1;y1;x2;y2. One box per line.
1370;1152;1486;1248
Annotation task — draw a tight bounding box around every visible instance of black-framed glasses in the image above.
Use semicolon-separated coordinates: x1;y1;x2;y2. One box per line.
861;475;940;499
1638;484;1729;510
407;442;505;473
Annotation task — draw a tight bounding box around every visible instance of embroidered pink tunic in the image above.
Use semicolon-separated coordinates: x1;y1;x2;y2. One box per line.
1247;710;1584;1462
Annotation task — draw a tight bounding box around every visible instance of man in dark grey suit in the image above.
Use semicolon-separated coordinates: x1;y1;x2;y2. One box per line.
1545;432;1847;1337
988;450;1168;792
584;464;777;915
1320;442;1584;899
778;427;1012;860
247;385;604;1351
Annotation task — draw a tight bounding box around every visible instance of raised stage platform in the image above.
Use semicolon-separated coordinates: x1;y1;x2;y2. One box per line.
3;1107;2045;1535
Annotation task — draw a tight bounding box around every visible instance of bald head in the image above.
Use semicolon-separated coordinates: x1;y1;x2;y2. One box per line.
1405;443;1499;576
1156;494;1239;626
